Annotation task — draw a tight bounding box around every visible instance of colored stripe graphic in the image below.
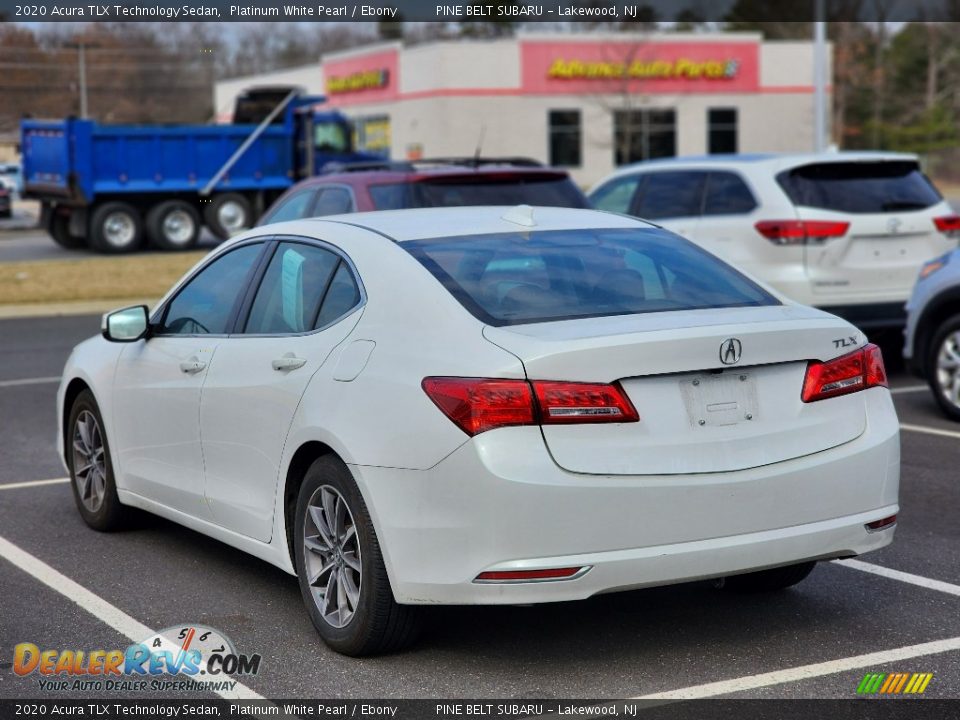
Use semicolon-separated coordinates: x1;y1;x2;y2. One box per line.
858;672;932;694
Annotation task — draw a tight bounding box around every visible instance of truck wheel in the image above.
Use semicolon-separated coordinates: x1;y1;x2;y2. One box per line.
90;202;143;254
205;194;252;240
49;212;87;250
146;201;201;251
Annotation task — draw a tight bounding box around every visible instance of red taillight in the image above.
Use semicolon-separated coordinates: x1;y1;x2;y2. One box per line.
474;567;586;582
532;380;639;424
934;215;960;235
755;220;849;245
865;514;897;532
801;343;888;403
421;378;534;436
422;377;639;436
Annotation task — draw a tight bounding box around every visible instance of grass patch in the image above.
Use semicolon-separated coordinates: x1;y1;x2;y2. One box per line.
0;251;207;305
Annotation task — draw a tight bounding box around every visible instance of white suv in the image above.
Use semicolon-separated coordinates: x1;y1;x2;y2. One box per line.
589;152;959;329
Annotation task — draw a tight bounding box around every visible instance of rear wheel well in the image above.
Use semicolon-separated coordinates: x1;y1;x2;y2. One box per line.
62;378;91;458
284;441;338;568
915;293;960;376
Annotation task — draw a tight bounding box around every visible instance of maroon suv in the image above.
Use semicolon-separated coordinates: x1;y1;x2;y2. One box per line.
258;157;589;225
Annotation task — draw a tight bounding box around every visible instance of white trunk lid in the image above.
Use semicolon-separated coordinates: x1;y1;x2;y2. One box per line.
484;305;867;475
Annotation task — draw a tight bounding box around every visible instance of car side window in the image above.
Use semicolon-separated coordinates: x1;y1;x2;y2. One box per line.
703;171;758;216
590;175;642;214
262;190;317;224
634;171;707;220
158;243;263;335
315;262;362;329
244;242;342;334
313;187;355;216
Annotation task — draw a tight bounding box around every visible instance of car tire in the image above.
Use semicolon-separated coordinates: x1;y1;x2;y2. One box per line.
49;212;87;250
204;193;252;240
925;313;960;421
146;201;201;251
294;455;421;656
67;389;129;531
89;202;143;254
718;561;816;593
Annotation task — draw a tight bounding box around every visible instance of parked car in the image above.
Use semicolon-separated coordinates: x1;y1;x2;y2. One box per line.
903;249;960;419
258;157;590;224
588;152;959;330
61;206;899;656
0;163;23;196
0;184;11;218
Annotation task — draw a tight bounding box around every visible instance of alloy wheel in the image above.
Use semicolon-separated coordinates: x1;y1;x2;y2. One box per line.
303;485;362;629
935;330;960;410
72;410;107;513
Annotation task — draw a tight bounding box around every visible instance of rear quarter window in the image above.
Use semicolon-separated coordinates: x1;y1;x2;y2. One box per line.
777;161;942;213
403;228;777;326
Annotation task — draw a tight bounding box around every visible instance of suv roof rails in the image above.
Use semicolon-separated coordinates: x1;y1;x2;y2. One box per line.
415;156;545;168
320;160;415;174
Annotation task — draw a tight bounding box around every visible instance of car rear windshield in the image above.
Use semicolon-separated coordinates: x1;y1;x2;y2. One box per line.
369;176;589;211
403;228;778;326
776;161;942;213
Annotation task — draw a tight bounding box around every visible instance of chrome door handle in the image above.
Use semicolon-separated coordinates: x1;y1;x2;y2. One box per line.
179;358;207;374
272;354;307;372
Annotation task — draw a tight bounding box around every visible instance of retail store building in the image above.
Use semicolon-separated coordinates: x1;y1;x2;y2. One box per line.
215;33;830;186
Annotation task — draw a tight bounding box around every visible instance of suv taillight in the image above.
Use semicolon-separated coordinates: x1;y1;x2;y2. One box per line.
755;220;849;245
934;215;960;237
801;344;888;403
422;377;639;436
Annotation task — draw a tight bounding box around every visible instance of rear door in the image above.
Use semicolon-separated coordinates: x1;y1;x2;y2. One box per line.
778;160;955;297
199;239;364;542
629;170;707;238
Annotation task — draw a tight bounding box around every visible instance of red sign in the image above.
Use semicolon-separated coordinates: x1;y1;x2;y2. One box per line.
521;40;760;95
323;49;399;105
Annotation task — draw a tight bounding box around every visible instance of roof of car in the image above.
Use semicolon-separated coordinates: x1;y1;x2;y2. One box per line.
595;151;921;186
249;206;651;244
297;159;571;187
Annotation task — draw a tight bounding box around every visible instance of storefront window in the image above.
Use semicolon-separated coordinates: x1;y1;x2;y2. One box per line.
708;108;738;154
613;109;676;166
548;110;582;167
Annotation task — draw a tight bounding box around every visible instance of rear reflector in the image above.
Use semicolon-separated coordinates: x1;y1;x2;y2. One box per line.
865;514;897;531
474;567;587;583
755;220;850;245
801;343;888;402
422;377;639;436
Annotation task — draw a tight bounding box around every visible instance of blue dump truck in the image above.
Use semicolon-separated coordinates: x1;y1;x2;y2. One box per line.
21;87;381;253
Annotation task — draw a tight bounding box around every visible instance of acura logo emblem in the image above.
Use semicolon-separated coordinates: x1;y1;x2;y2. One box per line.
720;338;742;365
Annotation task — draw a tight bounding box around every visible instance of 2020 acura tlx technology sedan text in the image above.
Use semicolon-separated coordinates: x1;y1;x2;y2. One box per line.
58;206;900;655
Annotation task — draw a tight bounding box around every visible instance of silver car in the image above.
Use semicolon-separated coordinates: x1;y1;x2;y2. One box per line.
904;249;960;419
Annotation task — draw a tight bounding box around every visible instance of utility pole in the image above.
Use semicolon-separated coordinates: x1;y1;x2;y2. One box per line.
813;0;828;152
66;42;90;118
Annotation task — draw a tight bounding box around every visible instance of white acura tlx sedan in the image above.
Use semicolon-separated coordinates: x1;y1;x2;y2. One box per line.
58;206;900;655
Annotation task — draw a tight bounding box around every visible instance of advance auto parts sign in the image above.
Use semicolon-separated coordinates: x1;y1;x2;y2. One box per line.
522;40;760;94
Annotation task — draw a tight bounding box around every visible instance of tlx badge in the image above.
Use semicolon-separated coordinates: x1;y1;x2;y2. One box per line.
720;338;742;365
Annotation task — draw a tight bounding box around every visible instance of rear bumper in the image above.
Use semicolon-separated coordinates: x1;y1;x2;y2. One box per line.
353;388;900;605
816;302;907;330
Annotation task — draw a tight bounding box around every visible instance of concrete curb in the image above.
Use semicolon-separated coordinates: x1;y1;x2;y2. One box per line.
0;298;158;320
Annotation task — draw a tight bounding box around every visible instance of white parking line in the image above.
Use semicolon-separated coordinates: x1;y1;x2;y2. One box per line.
0;376;60;388
0;534;264;701
633;635;960;699
889;385;927;395
899;422;960;440
833;558;960;598
0;477;69;491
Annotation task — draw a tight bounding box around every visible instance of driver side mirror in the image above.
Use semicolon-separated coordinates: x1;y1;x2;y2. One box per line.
102;305;150;343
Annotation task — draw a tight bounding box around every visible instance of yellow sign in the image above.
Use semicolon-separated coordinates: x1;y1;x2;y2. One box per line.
547;58;739;81
327;69;390;95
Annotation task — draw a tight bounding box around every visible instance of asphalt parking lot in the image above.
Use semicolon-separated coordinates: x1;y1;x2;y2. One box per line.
0;313;957;703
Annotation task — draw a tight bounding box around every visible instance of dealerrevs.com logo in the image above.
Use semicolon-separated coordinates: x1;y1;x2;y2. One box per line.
12;625;261;693
857;672;934;695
